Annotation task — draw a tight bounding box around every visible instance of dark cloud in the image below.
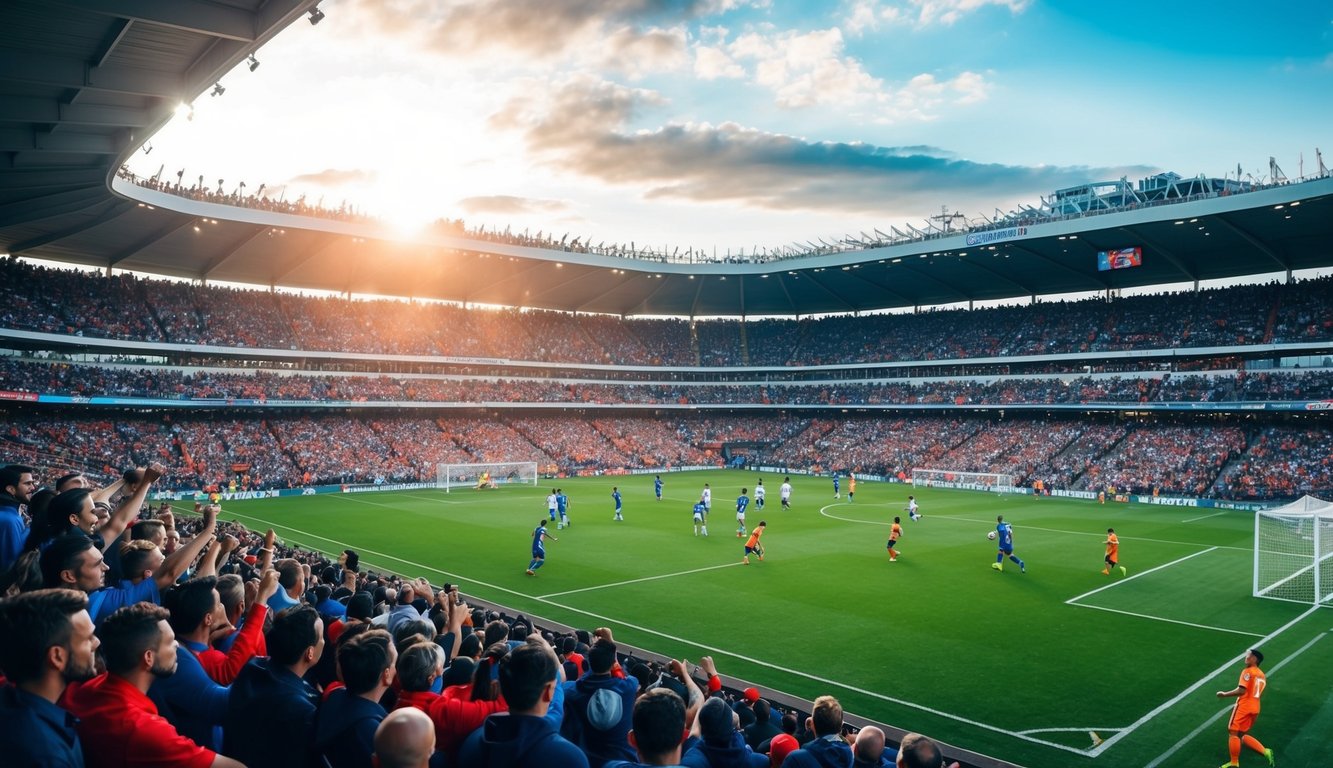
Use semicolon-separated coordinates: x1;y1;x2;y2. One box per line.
287;168;377;187
456;195;570;215
493;79;1159;215
347;0;705;59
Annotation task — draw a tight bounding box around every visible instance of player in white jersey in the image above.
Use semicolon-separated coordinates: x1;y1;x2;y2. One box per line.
701;483;712;519
754;479;766;510
906;495;921;521
780;477;792;510
546;489;558;521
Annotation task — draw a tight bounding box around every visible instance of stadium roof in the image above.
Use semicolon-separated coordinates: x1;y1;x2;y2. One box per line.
1;1;1331;318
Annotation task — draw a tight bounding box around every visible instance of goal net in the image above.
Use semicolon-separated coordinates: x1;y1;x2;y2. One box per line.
912;468;1016;492
1254;495;1333;605
436;462;539;493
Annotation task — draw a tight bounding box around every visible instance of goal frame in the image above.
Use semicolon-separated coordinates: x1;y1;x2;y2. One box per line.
1252;495;1333;606
911;468;1016;492
436;461;539;493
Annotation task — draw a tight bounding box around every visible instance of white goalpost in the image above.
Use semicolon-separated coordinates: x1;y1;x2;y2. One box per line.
1253;495;1333;606
911;468;1017;493
436;462;539;493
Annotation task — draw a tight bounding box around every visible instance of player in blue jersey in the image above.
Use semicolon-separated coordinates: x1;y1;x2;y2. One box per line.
735;488;751;537
833;473;840;499
557;488;570;529
612;486;623;521
526;519;558;575
693;500;708;536
655;475;663;501
991;515;1026;573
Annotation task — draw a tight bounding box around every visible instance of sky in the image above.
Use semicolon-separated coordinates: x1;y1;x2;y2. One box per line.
129;0;1333;253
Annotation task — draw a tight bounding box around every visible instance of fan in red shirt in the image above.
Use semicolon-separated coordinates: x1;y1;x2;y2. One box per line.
64;602;242;768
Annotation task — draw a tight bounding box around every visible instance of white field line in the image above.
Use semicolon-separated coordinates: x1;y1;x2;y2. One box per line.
1069;603;1262;637
219;507;1094;758
1063;547;1263;636
537;562;744;598
1088;605;1322;757
1065;547;1218;605
1181;511;1227;523
1016;726;1120;735
1143;631;1328;768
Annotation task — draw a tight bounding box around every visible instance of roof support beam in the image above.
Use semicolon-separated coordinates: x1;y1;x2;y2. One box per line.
797;272;857;314
5;200;134;253
0;96;153;128
1210;215;1289;272
1004;243;1108;290
49;0;258;42
200;227;267;278
269;236;336;283
0;50;183;99
0;187;108;228
106;216;194;265
0;127;123;155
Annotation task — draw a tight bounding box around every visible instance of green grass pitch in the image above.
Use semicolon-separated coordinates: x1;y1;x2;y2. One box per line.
201;470;1333;768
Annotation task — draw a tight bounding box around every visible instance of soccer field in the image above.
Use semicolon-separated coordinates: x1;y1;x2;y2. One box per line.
200;470;1332;768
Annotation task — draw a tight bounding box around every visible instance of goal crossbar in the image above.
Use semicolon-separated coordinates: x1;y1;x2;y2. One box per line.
912;468;1016;492
436;461;538;492
1253;495;1333;606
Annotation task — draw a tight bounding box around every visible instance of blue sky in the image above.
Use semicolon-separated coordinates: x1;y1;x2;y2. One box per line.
131;0;1332;251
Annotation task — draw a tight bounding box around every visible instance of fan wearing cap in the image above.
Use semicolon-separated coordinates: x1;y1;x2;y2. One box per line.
561;637;640;766
681;696;768;768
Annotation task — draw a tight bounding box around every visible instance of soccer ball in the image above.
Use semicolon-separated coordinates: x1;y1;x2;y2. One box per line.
987;531;997;541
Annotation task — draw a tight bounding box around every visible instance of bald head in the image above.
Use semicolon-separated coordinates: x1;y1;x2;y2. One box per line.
855;726;886;764
374;707;435;768
897;732;951;768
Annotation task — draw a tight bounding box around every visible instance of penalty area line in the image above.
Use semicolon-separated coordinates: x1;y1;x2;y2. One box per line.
537;562;744;599
1089;604;1322;757
1065;547;1217;605
1180;511;1226;523
1143;631;1327;768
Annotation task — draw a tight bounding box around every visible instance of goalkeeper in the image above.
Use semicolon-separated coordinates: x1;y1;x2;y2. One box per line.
742;521;767;565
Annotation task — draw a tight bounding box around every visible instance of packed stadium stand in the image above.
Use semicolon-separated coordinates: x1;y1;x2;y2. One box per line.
1;4;1330;768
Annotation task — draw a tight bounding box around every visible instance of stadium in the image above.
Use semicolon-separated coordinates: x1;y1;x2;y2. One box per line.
1;3;1331;768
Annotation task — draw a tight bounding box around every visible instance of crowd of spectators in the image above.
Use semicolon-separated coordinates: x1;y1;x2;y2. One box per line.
3;455;978;768
3;258;1331;367
6;358;1333;409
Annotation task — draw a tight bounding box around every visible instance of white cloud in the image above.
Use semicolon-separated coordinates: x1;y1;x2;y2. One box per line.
694;44;746;79
843;0;1028;34
729;28;886;109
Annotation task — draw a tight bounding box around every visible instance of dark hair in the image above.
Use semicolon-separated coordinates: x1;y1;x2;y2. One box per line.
632;688;687;756
753;698;772;723
54;473;84;491
0;588;88;683
1250;648;1264;666
458;632;482;659
338;628;392;695
269;605;321;666
470;641;509;702
40;534;96;589
312;585;332;605
483;619;510;647
781;712;798;734
49;489;92;536
121;468;144;485
497;641;557;711
21;488;58;551
0;464;34;493
97;602;170;675
588;639;617;674
0;550;44;595
163;576;218;635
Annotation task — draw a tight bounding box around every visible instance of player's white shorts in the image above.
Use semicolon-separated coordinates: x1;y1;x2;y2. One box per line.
694;512;704;523
736;512;746;524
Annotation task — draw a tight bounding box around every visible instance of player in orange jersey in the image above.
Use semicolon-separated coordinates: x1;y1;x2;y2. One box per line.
1215;648;1274;768
1101;528;1126;576
887;517;903;561
742;521;766;564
